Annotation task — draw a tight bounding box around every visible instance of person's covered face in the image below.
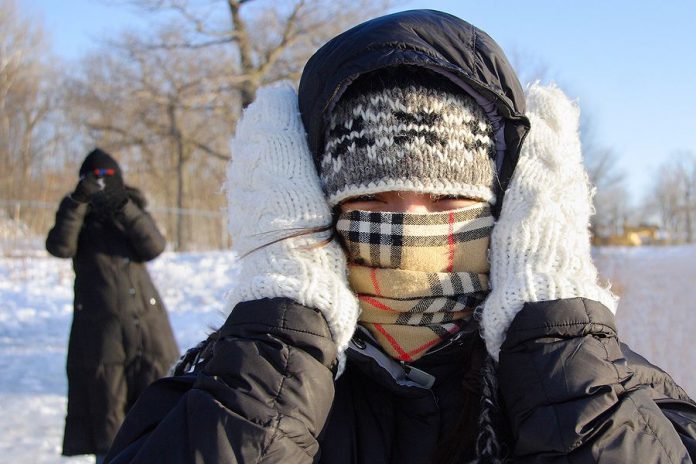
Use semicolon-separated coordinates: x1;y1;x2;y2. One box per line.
79;148;124;189
334;190;493;363
321;67;499;361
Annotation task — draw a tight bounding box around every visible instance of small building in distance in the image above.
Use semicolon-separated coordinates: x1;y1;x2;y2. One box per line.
592;223;668;246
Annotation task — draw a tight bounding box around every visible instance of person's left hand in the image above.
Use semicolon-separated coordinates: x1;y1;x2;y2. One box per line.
481;83;618;361
70;173;103;203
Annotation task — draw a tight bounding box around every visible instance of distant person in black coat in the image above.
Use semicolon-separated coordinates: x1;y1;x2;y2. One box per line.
46;148;179;463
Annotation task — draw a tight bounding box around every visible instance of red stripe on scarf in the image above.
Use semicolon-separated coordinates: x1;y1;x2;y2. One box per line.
370;268;383;296
447;211;455;272
373;323;412;361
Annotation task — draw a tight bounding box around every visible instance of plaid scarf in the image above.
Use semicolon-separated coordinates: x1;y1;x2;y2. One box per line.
336;204;494;361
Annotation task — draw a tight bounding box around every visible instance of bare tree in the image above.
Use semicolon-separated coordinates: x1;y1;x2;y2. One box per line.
123;0;394;107
649;153;696;243
0;0;57;200
577;110;632;239
0;0;81;250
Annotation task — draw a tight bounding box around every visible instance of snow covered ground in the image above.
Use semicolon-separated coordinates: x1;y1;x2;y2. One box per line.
1;246;695;462
0;251;239;463
593;245;696;397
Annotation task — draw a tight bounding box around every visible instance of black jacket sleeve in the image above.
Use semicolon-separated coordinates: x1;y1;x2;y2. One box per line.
112;199;166;261
45;196;89;258
499;297;696;463
105;298;338;464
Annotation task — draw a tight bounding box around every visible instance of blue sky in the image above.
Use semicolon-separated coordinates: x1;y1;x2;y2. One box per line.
19;0;696;203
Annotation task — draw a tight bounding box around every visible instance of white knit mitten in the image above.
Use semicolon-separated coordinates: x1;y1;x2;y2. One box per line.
225;82;359;357
481;83;618;361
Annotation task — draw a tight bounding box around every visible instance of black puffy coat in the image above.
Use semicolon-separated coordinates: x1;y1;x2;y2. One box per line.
46;188;180;456
105;297;696;463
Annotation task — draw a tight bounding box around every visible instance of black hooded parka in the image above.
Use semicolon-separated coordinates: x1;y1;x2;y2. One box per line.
46;187;180;456
104;10;696;463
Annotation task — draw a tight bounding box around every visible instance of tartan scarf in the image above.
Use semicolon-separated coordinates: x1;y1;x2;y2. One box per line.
336;204;494;361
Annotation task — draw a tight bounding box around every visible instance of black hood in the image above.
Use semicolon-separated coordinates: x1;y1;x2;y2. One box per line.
79;148;122;178
298;9;530;209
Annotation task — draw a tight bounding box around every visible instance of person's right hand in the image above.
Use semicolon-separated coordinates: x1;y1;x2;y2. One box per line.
226;82;360;367
70;174;103;203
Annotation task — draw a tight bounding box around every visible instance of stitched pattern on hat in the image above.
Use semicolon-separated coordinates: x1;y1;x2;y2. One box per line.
322;82;497;206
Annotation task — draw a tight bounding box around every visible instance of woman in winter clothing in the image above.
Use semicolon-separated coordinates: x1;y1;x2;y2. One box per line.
46;148;180;461
105;10;696;464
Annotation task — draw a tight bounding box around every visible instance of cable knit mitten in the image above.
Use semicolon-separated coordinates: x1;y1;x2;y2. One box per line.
225;81;360;360
481;83;618;361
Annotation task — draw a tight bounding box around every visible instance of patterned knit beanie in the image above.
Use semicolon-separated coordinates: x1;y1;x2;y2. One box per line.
322;68;497;206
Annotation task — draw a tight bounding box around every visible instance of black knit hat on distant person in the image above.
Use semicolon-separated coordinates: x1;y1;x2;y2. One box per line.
79;148;122;180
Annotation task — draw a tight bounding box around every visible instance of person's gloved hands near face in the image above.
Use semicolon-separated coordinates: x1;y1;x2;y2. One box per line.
88;168;128;214
70;171;104;204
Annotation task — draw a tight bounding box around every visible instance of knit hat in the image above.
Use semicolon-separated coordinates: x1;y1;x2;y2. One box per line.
321;69;497;206
79;148;122;179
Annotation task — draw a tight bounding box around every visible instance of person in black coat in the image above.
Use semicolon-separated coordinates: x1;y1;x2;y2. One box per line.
46;148;179;462
105;10;696;463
